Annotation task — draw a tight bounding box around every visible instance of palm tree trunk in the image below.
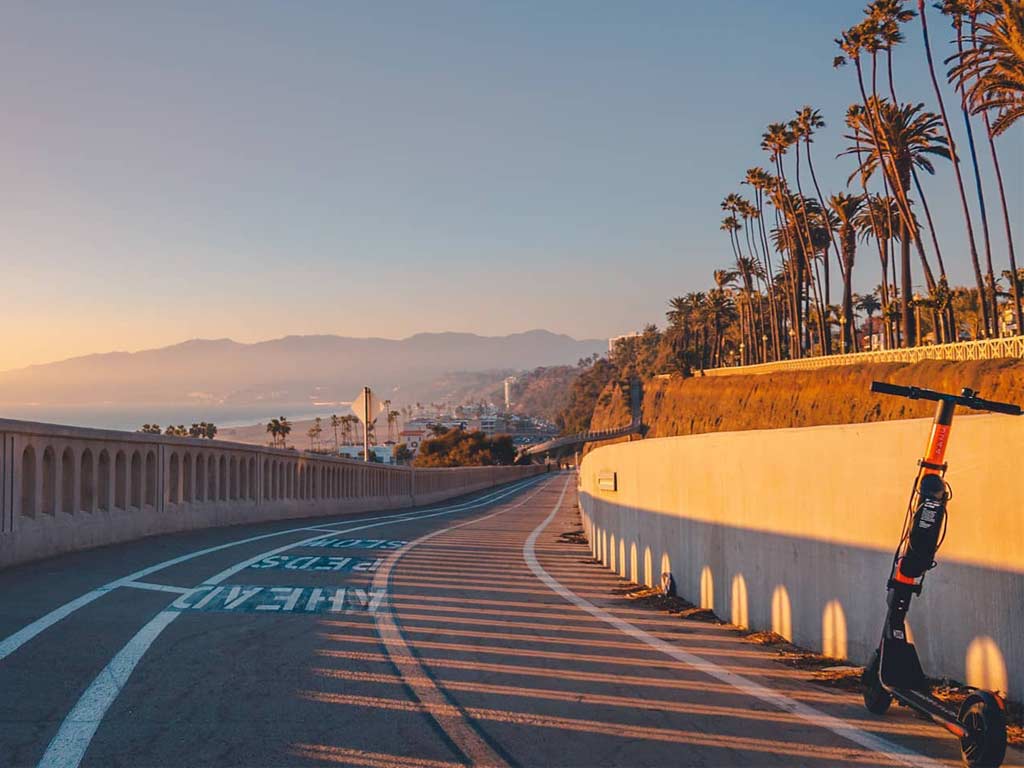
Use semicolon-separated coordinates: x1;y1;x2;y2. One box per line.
754;189;782;360
961;96;998;333
982;111;1022;335
918;0;991;337
805;137;836;314
793;144;830;355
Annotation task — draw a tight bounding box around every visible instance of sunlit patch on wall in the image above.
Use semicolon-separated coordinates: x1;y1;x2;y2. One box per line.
630;542;638;583
609;534;617;571
700;566;714;611
821;600;847;659
660;552;671;586
966;636;1008;695
730;574;748;628
771;585;792;641
619;539;627;577
643;547;653;587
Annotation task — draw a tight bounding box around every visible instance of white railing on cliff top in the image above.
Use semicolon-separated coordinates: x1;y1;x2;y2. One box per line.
702;336;1024;377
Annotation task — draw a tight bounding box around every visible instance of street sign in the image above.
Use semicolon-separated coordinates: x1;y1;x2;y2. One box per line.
350;388;381;425
351;387;384;462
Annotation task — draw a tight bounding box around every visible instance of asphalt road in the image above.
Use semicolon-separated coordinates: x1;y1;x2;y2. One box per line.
1;473;1020;767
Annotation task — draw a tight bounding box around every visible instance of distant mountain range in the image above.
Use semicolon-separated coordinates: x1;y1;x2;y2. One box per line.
0;331;606;408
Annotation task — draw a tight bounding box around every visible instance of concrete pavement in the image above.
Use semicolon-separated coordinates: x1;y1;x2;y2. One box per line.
1;473;1018;767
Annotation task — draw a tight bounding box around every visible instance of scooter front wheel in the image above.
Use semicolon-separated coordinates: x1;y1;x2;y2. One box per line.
958;692;1007;768
862;650;893;715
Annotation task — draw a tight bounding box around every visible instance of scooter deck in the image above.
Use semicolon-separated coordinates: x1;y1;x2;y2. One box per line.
890;688;965;737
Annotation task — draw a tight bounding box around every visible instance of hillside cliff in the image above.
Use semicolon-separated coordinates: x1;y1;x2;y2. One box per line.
589;358;1024;440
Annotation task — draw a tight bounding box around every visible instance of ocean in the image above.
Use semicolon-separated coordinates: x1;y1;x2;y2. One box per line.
0;403;337;432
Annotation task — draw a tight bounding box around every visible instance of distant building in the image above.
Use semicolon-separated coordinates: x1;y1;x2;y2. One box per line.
338;444;395;464
608;332;641;353
399;429;428;455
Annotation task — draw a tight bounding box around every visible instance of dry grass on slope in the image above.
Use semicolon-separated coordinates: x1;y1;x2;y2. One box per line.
589;358;1024;440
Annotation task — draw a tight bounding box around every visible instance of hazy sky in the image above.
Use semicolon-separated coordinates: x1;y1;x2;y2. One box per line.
2;1;1021;370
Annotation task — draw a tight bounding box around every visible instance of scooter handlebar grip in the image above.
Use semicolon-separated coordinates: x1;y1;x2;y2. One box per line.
971;399;1023;416
871;381;914;398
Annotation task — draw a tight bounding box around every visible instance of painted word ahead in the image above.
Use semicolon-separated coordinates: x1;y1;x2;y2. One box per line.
171;585;386;615
249;554;381;573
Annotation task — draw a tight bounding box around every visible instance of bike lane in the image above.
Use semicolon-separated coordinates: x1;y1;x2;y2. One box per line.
0;477;545;768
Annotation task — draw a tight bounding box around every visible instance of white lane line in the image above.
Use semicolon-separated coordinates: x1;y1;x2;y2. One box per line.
0;478;537;663
370;477;554;768
522;477;944;768
119;581;192;595
36;476;546;768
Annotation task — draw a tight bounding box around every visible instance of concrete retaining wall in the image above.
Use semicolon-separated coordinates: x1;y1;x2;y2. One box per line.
579;413;1024;696
0;418;544;568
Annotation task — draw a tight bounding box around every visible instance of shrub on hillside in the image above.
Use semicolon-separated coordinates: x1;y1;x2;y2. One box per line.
413;428;516;467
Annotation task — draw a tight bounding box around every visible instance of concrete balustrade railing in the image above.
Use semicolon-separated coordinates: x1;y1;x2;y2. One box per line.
579;415;1024;696
703;336;1024;377
0;418;544;568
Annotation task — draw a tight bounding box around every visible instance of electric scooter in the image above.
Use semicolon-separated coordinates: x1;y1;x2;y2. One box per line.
863;381;1021;767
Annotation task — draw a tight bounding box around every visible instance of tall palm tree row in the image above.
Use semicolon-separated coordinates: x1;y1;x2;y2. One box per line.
696;0;1023;368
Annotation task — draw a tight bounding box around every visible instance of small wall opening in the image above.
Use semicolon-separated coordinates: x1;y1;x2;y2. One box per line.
42;446;56;516
80;449;95;513
130;452;142;509
115;451;127;509
169;453;180;504
145;451;157;508
207;455;216;501
20;446;36;518
98;450;111;512
195;454;206;502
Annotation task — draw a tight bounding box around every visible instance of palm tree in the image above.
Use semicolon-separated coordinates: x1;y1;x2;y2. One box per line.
330;414;341;451
940;1;1000;335
387;410;401;443
949;0;1024;334
266;418;281;448
278;417;292;449
916;0;993;337
743;168;784;359
705;285;737;367
856;291;883;349
952;0;1024;136
762;122;807;358
868;1;953;300
842;99;950;345
837;20;947;339
854;193;904;348
794;106;837;315
829;193;865;351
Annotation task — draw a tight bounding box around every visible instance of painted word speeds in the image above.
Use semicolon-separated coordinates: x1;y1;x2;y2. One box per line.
249;554;381;572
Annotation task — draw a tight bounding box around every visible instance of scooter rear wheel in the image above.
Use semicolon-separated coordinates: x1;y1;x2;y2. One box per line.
862;650;892;715
958;692;1006;768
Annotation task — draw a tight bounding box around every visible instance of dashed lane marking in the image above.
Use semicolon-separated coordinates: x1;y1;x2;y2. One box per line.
369;476;555;768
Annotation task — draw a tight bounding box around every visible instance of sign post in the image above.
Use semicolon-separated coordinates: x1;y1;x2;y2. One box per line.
350;387;380;462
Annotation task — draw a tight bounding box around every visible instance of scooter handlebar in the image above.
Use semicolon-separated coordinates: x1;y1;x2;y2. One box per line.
870;380;1022;415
